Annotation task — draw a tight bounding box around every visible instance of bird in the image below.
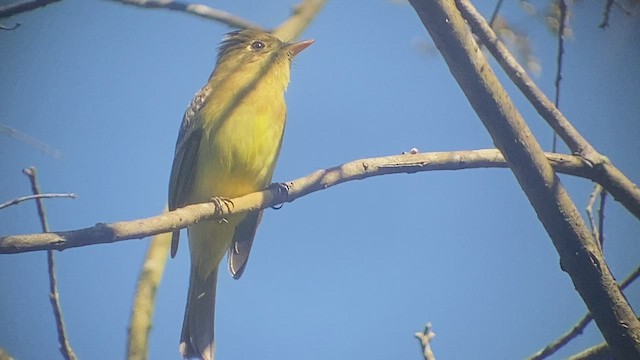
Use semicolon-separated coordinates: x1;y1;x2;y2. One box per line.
168;29;313;360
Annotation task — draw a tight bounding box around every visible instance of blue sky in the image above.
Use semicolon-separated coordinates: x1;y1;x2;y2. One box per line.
1;1;639;359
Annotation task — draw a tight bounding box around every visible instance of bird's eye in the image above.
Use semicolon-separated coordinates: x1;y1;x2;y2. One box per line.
250;40;265;51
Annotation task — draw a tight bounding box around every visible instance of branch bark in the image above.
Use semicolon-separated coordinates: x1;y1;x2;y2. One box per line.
0;149;610;254
126;231;171;360
455;0;640;221
407;0;640;357
415;323;436;360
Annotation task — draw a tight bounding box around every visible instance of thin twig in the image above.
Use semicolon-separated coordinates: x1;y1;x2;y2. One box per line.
109;0;263;30
410;1;640;356
529;313;593;360
619;266;640;292
597;188;607;250
0;193;77;210
0;0;61;18
456;0;640;221
1;125;64;159
599;0;615;28
585;184;603;250
528;265;640;360
0;150;605;254
475;0;504;51
415;323;436;360
23;167;77;360
488;0;504;27
552;0;567;153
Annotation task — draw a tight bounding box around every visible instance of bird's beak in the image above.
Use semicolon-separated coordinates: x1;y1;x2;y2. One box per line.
287;39;315;57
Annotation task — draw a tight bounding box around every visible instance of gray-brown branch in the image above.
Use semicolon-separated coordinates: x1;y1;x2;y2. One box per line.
408;0;640;357
455;0;640;221
0;149;603;254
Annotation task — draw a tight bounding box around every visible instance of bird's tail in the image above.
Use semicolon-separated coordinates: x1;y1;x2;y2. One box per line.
179;268;218;360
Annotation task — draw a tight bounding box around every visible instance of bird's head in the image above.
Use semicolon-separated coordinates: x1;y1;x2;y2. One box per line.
212;30;313;90
217;29;313;66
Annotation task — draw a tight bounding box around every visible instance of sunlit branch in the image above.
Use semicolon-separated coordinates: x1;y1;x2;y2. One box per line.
408;1;640;357
415;323;436;360
126;231;171;360
455;0;640;222
0;150;605;254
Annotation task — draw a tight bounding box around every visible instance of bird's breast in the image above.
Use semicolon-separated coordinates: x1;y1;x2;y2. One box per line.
193;89;287;200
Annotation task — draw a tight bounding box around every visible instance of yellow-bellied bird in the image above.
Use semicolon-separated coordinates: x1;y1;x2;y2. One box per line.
168;30;313;360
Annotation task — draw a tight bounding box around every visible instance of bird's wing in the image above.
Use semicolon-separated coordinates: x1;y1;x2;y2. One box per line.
169;85;212;258
228;210;263;279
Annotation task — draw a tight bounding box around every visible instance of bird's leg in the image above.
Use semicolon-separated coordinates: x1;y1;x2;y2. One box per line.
268;182;290;210
209;196;234;223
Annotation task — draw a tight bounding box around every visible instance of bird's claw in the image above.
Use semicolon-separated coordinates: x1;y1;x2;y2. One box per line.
269;182;290;210
209;196;234;223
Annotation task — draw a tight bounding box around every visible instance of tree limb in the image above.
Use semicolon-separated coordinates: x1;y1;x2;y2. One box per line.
455;0;640;221
408;0;640;357
126;230;171;360
0;149;610;254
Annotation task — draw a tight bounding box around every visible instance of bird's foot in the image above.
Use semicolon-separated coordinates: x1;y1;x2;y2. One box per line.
209;196;234;223
269;182;290;210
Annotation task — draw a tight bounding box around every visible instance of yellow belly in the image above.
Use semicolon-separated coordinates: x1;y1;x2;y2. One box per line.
190;90;286;202
186;89;286;277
